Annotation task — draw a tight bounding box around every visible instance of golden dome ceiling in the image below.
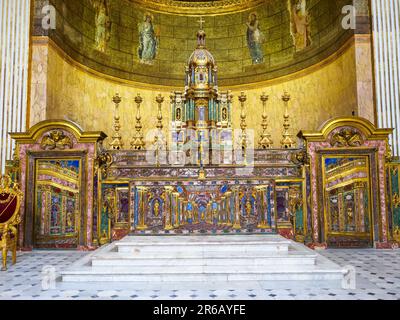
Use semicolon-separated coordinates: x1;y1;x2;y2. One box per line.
127;0;266;16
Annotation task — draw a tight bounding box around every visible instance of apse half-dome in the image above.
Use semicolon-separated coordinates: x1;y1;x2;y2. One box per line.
34;0;354;86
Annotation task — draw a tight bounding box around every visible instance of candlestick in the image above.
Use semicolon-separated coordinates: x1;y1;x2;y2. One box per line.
258;93;273;149
131;94;146;150
109;93;124;150
280;92;296;149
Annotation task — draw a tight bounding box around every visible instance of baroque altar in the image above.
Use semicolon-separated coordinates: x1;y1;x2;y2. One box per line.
8;24;399;250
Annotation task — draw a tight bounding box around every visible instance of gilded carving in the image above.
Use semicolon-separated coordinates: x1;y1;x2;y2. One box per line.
330;128;364;147
393;193;400;208
291;149;309;165
0;174;22;271
40;130;73;150
128;0;265;15
95;151;113;178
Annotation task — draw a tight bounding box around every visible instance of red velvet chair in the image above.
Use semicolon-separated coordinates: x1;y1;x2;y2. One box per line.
0;175;22;271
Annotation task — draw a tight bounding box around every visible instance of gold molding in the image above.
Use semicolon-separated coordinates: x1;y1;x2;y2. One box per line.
10;119;107;144
298;116;393;143
126;0;265;16
30;34;358;91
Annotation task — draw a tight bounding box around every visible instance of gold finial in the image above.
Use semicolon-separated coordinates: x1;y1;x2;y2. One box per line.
258;92;273;149
131;93;146;150
109;93;124;150
280;92;296;149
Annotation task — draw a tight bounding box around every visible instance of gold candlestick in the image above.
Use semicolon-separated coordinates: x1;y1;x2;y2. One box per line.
155;94;164;131
131;94;146;150
238;92;248;165
280;92;296;149
258;93;273;149
109;93;124;150
153;94;166;166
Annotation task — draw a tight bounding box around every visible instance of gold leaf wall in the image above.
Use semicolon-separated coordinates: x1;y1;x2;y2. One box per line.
40;38;358;148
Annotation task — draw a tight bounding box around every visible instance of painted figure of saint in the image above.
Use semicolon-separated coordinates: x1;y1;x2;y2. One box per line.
138;13;159;65
246;13;264;64
288;0;312;52
90;0;112;52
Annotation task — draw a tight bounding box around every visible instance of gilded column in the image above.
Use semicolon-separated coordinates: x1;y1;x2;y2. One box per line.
136;186;148;230
256;186;268;229
225;191;232;226
338;187;345;232
173;192;180;228
232;187;241;230
354;182;365;233
164;186;174;230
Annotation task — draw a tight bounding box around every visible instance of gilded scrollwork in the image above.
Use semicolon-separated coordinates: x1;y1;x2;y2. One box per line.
330;128;364;148
290;149;309;165
40;130;73;150
95;151;113;178
393;193;400;208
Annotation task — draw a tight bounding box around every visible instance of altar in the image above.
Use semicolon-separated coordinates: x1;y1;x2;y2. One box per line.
98;148;305;242
8;22;397;251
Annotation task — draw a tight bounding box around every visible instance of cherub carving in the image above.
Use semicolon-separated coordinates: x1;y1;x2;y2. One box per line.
40;130;73;150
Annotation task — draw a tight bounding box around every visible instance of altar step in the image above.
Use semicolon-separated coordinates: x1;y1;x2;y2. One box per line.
60;235;355;289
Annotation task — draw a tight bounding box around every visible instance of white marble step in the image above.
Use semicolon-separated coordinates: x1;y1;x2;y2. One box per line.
60;235;354;289
115;235;290;254
62;269;346;283
91;252;317;267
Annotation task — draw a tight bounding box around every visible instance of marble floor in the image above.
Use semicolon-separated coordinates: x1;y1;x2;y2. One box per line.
0;249;399;300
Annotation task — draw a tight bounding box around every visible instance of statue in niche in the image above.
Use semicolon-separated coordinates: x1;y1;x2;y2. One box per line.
89;0;112;52
288;0;312;52
138;13;159;65
246;12;264;64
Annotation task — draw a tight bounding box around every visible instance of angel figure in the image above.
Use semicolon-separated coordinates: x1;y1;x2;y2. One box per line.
89;0;112;52
138;13;159;65
288;0;312;52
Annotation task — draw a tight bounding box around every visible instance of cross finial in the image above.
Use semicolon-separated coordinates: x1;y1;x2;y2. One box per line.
198;17;205;30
